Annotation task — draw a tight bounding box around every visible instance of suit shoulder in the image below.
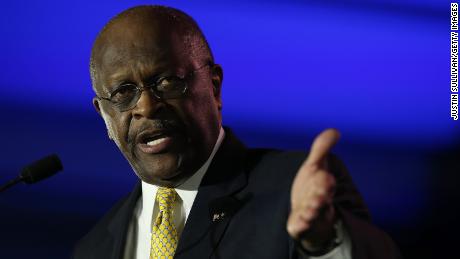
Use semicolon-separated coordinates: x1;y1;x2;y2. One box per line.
247;148;307;171
244;148;307;190
243;149;349;191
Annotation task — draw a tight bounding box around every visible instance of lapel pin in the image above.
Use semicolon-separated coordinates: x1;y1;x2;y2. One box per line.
212;212;226;222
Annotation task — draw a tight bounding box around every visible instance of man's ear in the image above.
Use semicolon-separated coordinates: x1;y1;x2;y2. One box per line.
93;97;102;116
93;97;113;140
211;64;223;111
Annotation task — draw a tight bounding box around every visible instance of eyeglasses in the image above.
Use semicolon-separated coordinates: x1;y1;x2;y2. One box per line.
96;62;212;112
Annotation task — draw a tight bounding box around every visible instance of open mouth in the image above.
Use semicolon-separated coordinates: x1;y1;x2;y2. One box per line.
143;134;170;146
136;131;179;154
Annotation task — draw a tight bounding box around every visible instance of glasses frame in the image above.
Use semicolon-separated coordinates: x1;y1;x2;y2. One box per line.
95;62;213;112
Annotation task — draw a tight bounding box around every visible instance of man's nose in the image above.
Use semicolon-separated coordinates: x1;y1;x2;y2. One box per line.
132;90;161;119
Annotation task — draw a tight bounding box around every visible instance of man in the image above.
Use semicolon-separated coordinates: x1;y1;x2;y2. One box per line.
73;5;401;259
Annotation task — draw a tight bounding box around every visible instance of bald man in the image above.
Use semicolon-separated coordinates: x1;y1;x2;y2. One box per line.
72;5;401;259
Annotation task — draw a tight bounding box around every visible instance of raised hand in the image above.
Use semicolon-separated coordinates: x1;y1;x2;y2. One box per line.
287;128;340;252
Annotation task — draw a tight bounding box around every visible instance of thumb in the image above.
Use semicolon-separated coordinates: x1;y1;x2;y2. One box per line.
305;128;340;168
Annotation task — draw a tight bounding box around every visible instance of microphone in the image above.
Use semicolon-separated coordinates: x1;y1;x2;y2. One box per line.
0;154;63;193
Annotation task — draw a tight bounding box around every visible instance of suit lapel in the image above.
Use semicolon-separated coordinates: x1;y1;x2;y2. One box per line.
105;181;142;259
175;129;249;258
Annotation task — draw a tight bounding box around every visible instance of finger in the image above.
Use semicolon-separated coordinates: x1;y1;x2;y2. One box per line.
291;170;336;209
305;128;340;167
313;170;336;197
287;211;311;239
288;203;335;240
298;207;318;222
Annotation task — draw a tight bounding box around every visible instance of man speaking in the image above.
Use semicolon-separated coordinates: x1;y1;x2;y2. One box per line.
72;5;401;259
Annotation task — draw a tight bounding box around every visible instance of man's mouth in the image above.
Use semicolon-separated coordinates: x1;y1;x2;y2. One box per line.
146;136;169;146
136;131;180;154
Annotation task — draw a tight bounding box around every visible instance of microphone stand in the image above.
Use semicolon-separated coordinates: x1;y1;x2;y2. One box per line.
0;176;24;193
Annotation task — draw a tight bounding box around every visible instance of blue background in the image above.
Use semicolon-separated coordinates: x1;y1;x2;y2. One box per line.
0;0;456;258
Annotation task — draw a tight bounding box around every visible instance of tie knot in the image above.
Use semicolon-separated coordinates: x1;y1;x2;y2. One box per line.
156;187;177;212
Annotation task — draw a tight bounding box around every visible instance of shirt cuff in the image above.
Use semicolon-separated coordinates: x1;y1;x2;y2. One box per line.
296;220;352;259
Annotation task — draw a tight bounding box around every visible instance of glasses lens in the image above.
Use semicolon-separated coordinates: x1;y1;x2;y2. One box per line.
154;76;187;99
110;84;139;111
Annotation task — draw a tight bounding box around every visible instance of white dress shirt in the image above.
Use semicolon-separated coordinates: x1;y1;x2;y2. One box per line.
123;127;351;259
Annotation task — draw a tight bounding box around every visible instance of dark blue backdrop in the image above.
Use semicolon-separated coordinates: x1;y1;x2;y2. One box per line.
0;1;456;258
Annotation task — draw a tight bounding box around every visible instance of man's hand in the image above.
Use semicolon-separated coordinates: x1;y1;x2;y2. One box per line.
287;129;340;252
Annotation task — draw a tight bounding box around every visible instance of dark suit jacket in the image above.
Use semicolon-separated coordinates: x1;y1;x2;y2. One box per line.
72;129;402;259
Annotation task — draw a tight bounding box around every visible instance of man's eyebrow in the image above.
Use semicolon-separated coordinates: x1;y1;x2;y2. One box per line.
106;72;131;89
108;70;130;81
106;65;176;87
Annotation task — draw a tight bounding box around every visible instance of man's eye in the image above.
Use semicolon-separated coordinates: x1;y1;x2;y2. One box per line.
111;85;137;102
157;77;184;92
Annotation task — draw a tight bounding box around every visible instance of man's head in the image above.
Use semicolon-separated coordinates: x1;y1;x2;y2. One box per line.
90;5;223;187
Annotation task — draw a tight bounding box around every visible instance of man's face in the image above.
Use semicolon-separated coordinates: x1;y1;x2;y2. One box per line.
92;19;222;187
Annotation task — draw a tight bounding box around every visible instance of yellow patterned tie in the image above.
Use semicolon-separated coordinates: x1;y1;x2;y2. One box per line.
150;187;178;259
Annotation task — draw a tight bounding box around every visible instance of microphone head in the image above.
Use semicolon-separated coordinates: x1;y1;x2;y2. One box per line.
20;154;63;184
